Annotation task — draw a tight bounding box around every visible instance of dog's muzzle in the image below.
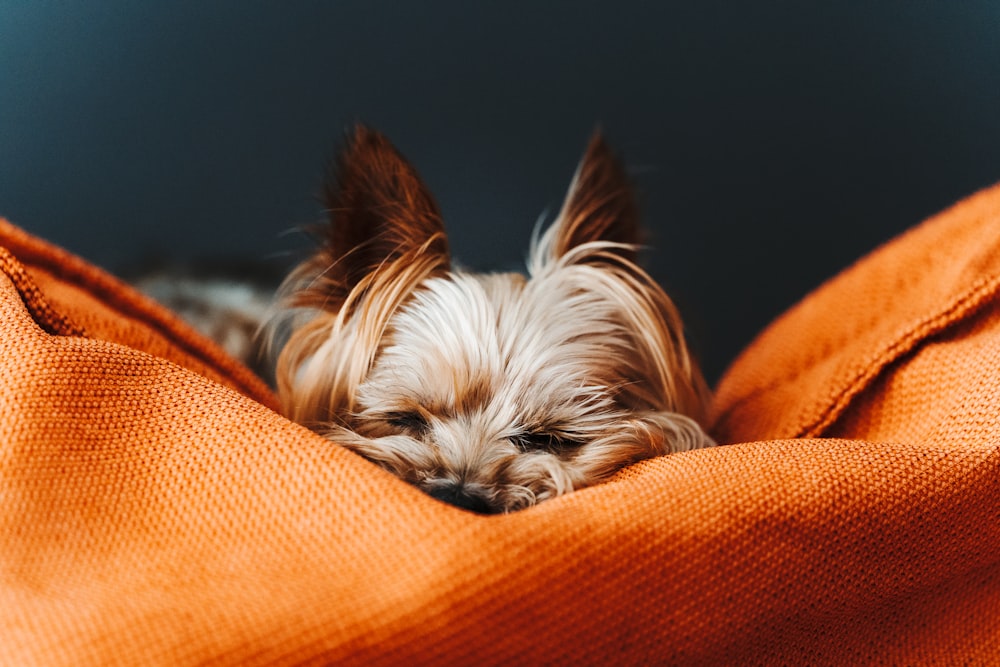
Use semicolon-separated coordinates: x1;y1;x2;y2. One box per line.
425;482;495;514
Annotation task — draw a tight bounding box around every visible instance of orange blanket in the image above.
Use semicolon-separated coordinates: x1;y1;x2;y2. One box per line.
2;184;999;665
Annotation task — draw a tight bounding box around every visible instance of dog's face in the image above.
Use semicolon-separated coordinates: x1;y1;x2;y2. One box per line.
269;126;711;513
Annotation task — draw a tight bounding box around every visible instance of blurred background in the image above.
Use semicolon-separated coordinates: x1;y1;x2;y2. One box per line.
1;2;998;382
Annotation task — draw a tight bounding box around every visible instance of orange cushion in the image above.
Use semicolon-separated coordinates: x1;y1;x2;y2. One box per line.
2;182;999;664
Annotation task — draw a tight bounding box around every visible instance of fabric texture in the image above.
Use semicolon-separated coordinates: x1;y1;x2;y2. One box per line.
1;182;999;665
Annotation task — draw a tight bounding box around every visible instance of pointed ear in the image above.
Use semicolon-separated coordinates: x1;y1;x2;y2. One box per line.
549;131;641;262
320;125;450;292
270;127;450;418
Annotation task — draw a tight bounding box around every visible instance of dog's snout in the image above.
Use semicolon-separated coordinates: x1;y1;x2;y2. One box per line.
426;483;495;514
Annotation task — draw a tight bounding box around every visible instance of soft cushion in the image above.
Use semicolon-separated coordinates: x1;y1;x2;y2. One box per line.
1;183;999;664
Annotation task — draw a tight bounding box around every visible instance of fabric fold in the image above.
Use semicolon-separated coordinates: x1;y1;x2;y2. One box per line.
1;183;999;666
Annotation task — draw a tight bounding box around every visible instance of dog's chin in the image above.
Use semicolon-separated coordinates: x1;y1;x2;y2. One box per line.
322;427;570;514
322;412;714;513
348;450;552;515
419;479;538;515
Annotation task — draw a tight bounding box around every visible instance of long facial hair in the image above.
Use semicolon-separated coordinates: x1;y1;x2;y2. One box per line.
266;126;712;513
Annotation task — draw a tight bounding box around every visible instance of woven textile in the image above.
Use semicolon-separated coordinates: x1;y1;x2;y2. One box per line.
2;182;1000;665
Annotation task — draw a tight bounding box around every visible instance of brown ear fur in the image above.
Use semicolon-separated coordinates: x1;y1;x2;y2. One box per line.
292;125;450;312
551;131;641;261
537;132;711;426
271;126;451;422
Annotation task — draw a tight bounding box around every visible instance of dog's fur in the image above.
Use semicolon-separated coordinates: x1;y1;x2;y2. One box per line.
266;126;712;513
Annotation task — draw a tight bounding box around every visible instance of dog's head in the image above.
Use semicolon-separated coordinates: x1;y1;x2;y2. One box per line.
268;126;711;513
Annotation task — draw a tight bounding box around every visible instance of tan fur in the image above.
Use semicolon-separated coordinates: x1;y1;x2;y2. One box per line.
266;125;712;513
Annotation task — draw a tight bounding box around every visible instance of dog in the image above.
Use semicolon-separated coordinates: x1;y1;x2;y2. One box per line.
266;126;712;513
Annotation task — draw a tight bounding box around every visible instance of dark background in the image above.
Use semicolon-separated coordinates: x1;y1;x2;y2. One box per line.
2;2;998;382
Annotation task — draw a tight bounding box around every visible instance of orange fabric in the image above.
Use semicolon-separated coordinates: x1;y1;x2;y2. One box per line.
1;182;999;664
713;184;1000;444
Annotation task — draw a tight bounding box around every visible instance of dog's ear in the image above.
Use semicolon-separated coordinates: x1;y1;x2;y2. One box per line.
320;125;450;290
548;131;640;262
271;127;450;419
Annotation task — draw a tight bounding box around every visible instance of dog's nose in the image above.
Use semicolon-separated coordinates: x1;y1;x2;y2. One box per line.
426;483;495;514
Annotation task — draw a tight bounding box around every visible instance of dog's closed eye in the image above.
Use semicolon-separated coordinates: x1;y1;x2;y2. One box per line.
510;431;579;454
386;411;429;434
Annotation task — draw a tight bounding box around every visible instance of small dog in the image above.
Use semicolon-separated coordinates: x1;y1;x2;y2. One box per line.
267;126;712;513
